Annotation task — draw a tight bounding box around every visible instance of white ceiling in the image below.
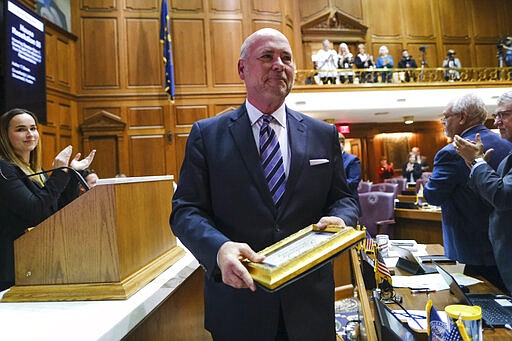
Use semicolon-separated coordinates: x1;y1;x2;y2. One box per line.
286;87;510;124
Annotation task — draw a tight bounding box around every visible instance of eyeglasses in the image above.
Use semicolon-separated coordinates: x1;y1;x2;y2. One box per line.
440;113;459;122
492;110;512;121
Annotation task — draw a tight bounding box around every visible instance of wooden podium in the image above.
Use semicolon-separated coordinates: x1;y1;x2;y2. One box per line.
2;176;185;302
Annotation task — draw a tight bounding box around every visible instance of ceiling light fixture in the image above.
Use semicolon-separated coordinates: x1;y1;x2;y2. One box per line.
403;116;414;124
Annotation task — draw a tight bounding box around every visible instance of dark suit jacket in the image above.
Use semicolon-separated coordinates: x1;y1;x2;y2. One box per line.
423;125;512;265
342;152;361;194
470;153;512;294
0;161;78;290
402;162;422;182
170;105;359;340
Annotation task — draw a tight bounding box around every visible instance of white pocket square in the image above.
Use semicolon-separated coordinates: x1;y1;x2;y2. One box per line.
309;159;329;166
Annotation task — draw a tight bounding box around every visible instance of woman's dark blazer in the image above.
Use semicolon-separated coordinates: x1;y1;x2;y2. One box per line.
0;160;78;290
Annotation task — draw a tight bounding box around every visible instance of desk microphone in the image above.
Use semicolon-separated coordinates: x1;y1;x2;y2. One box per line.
0;166;90;191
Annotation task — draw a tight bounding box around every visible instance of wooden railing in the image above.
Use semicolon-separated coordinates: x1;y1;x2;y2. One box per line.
294;67;512;86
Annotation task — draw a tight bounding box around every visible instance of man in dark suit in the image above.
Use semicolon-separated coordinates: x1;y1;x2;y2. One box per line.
339;133;361;194
454;91;512;294
424;93;512;292
170;28;359;340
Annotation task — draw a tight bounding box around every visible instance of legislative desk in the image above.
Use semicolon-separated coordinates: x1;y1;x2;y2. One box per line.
393;207;443;245
0;250;211;341
352;245;512;340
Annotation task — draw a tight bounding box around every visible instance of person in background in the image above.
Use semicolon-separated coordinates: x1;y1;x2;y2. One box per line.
443;49;461;81
423;93;512;292
454;91;512;295
377;156;394;182
338;43;354;84
397;49;417;82
0;108;95;291
79;168;98;194
170;28;359;340
402;152;422;182
375;45;394;83
339;133;361;193
411;146;429;171
315;39;338;85
354;43;374;83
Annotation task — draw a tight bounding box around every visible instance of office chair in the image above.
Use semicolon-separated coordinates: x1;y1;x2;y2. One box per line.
357;181;373;193
371;182;399;199
384;177;407;194
358;192;396;237
415;172;432;193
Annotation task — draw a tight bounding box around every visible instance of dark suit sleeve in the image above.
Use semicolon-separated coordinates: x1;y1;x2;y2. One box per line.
423;148;467;205
470;163;512;211
170;122;229;279
345;155;361;193
324;126;360;227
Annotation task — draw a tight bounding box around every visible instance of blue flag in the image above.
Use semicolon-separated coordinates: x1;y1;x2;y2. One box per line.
426;299;448;340
160;0;176;101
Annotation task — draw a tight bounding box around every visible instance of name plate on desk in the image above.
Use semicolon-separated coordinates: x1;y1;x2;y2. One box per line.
245;225;365;291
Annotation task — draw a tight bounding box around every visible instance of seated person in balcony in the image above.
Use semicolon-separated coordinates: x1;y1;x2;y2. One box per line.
402;153;422;182
443;49;461;81
338;43;354;84
0;108;95;291
377;156;394;182
315;39;338;84
354;43;374;83
375;45;394;83
397;49;417;82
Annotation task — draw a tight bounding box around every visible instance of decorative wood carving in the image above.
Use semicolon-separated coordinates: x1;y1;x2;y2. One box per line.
301;9;368;42
80;110;126;132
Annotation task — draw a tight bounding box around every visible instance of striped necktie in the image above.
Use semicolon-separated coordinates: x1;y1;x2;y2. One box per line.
259;115;286;205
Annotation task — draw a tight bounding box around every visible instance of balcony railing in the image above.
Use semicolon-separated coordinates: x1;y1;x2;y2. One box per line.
294;67;512;86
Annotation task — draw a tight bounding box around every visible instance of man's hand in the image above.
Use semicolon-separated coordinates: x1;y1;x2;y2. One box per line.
453;134;492;168
217;241;265;291
315;216;347;230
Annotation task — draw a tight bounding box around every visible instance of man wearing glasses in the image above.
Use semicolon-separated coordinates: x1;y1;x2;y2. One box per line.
454;91;512;295
424;93;512;293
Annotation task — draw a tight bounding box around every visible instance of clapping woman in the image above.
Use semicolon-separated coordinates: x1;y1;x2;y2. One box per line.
0;108;95;291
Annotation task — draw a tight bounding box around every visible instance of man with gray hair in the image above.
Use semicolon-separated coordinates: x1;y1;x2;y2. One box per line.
171;28;358;340
424;93;511;292
454;91;512;294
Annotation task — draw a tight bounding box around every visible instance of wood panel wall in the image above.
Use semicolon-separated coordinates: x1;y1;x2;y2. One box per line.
36;0;512;180
40;21;78;170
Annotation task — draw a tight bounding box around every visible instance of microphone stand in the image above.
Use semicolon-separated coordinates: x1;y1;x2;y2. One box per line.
0;166;90;191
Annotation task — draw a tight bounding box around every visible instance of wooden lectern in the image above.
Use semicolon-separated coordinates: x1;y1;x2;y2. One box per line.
2;176;184;302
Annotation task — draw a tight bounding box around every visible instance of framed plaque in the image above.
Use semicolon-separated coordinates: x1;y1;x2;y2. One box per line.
245;225;365;291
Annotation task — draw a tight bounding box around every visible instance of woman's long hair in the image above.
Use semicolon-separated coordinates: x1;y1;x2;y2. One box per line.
0;108;44;185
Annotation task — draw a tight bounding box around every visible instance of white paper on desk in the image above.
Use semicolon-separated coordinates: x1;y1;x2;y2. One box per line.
392;274;450;291
387;242;428;259
391;273;483;291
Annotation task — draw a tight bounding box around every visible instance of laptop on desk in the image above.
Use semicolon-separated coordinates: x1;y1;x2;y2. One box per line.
395;246;437;275
434;262;512;328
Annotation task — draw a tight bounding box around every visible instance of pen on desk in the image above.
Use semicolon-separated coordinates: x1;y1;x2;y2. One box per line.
409;288;437;294
505;323;512;331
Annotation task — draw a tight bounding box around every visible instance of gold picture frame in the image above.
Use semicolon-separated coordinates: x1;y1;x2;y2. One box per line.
245;225;365;291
